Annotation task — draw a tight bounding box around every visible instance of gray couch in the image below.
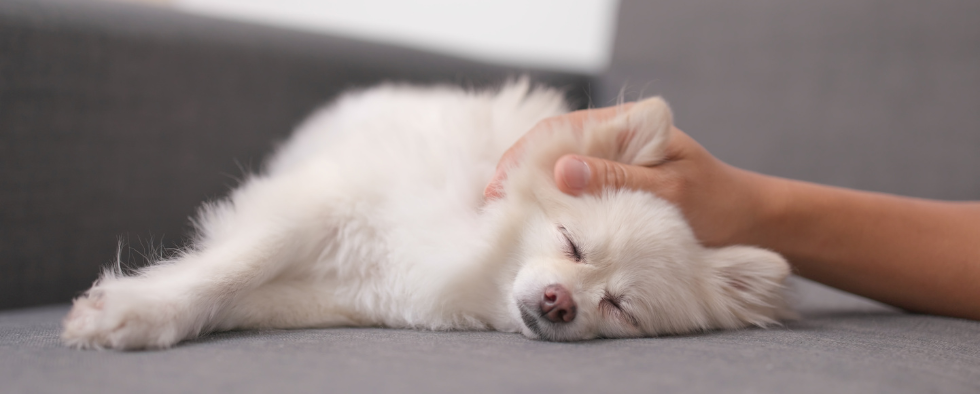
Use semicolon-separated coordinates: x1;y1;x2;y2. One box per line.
2;0;978;393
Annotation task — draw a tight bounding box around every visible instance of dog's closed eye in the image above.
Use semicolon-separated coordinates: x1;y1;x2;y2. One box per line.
600;292;639;327
558;225;582;262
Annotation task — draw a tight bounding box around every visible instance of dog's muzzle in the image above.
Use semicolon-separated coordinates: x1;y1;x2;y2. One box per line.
518;283;578;340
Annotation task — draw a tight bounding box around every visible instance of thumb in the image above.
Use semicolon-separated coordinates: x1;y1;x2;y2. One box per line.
554;154;658;196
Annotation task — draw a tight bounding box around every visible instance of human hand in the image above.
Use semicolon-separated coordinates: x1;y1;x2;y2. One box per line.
483;104;635;201
484;104;774;248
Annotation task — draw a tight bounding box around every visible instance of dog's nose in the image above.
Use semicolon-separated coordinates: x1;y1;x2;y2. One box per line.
540;284;577;323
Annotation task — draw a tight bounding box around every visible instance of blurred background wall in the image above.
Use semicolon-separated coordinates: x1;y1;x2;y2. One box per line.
123;0;620;73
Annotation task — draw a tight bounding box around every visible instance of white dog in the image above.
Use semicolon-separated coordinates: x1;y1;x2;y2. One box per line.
62;80;790;349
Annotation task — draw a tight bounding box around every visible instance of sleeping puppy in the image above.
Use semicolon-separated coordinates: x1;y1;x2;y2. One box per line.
62;80;790;349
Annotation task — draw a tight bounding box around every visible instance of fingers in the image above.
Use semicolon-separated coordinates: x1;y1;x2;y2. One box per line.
484;103;636;201
554;154;666;197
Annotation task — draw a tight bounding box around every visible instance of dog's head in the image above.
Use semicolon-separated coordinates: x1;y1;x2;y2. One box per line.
493;98;789;341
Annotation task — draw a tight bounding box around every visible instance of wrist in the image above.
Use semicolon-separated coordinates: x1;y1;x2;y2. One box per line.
729;166;790;249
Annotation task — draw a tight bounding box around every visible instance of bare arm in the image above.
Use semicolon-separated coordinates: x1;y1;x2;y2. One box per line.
486;106;980;320
754;174;980;319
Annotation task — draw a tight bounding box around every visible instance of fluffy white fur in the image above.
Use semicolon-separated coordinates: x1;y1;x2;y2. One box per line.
62;80;790;349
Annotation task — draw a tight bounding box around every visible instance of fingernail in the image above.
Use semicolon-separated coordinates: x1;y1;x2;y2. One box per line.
560;156;590;192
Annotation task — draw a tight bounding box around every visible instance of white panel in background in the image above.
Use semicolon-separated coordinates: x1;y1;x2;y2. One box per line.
172;0;619;74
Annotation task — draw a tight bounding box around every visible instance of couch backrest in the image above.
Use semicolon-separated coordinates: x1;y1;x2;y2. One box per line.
603;0;980;200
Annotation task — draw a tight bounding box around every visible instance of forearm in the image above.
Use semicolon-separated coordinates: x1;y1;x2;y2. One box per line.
747;172;980;319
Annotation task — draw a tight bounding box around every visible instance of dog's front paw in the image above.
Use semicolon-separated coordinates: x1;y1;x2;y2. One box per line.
62;281;201;350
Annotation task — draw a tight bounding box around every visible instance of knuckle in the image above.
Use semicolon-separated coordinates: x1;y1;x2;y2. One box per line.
612;163;630;189
596;161;630;191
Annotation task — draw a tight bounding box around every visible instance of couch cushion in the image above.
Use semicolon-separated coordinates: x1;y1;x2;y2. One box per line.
2;280;978;394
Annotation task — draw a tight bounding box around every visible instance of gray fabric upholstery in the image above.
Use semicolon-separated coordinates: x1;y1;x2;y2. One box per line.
2;280;978;394
2;0;979;392
602;0;980;200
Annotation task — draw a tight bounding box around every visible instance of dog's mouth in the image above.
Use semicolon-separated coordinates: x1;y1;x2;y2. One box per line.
518;303;544;337
518;302;582;341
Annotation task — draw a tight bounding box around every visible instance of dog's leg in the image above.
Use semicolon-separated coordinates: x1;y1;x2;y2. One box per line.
61;230;302;349
212;279;364;330
62;170;352;350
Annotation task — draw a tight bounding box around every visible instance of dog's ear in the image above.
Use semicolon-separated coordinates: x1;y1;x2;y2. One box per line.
706;245;791;326
584;97;673;166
